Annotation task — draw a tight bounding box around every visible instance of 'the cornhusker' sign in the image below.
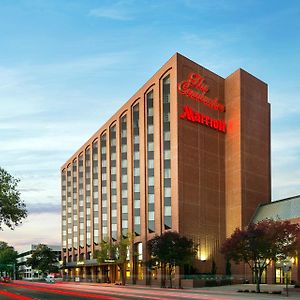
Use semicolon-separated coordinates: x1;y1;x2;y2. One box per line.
178;72;226;133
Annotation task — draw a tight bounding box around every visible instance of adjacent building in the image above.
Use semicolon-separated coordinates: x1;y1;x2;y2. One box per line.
61;53;271;283
252;195;300;284
17;244;61;280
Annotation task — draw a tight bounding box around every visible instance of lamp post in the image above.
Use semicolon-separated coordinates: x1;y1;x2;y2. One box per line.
281;260;292;297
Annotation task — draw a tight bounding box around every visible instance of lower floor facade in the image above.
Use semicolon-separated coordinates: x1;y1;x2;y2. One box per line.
62;261;162;285
230;257;300;285
62;252;300;285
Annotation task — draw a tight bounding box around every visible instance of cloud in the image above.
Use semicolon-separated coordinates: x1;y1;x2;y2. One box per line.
0;212;61;252
89;8;132;20
19;188;44;192
182;0;239;11
27;202;61;214
272;129;300;200
89;1;135;21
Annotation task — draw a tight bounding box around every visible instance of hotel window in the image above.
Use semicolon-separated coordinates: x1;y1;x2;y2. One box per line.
146;90;155;232
163;75;172;229
61;170;67;248
72;160;78;249
101;134;108;241
92;140;99;244
78;154;84;247
132;104;140;235
110;125;117;240
136;242;143;280
85;148;91;246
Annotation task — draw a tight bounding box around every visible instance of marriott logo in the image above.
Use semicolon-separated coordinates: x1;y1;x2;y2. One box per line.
180;105;226;133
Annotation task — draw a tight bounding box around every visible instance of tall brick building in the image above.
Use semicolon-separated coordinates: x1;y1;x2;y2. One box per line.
61;53;271;283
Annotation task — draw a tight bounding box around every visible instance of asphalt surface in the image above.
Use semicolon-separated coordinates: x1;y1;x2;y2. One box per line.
0;280;299;300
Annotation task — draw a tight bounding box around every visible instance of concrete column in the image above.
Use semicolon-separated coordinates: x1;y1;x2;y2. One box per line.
70;269;74;281
82;267;87;281
91;267;95;282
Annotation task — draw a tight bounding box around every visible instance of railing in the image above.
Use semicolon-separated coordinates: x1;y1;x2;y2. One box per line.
184;274;232;280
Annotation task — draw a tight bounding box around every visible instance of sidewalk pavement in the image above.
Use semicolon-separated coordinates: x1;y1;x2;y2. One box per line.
57;281;300;299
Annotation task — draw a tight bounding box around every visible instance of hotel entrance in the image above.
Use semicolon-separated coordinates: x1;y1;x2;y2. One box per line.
276;267;292;284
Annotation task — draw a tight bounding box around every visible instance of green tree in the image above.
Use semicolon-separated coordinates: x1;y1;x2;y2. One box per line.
147;231;196;288
0;241;17;276
221;219;300;293
26;244;59;277
94;235;132;285
0;167;27;230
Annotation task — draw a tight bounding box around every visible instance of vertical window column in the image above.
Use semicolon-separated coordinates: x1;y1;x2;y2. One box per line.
120;115;128;236
72;160;78;250
92;141;99;244
132;104;140;235
110;126;117;240
78;155;84;248
146;91;155;232
163;75;172;229
85;148;91;246
101;135;108;241
61;171;67;249
67;166;72;249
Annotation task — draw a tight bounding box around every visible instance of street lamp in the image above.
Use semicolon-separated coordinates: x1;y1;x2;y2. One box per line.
280;259;292;297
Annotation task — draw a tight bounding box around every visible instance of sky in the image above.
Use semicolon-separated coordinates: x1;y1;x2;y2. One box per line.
0;0;300;252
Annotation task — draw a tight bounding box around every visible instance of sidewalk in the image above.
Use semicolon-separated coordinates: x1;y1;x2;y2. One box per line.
55;281;300;299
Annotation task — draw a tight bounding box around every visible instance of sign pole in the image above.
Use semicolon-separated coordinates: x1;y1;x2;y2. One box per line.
286;271;288;297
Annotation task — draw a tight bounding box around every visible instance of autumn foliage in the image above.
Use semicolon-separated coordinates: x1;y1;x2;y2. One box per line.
221;219;300;292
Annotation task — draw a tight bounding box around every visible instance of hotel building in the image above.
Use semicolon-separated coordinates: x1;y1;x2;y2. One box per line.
61;53;271;283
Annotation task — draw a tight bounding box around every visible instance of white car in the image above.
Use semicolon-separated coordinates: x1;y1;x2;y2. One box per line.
45;275;55;283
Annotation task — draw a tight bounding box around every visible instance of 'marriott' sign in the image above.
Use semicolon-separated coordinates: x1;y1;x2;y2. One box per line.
180;105;226;133
178;72;225;112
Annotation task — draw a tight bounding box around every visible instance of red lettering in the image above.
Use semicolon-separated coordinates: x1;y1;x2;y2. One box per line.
180;106;195;122
213;120;219;129
188;72;203;87
188;72;209;93
178;81;190;94
194;112;201;123
180;105;226;134
205;116;210;126
219;121;226;133
178;73;225;113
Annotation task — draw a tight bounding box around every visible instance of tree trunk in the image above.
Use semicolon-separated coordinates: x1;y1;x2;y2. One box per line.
119;264;126;285
178;265;182;289
255;268;261;293
161;263;166;288
169;264;172;288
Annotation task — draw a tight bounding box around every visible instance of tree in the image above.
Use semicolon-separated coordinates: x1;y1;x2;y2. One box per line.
0;167;27;230
221;219;300;293
26;244;59;277
0;241;18;277
94;235;132;285
147;231;196;288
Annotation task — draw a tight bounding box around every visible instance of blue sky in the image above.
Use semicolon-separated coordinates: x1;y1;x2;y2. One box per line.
1;0;300;251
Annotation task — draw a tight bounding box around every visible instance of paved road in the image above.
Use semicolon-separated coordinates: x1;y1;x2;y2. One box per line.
0;280;299;300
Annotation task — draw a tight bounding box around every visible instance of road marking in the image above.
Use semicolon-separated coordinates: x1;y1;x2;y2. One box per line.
2;283;121;300
0;290;33;300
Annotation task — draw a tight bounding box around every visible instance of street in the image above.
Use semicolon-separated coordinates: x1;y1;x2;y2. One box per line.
0;281;299;300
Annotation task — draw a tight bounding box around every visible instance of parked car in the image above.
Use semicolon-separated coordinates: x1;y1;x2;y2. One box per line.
0;276;11;283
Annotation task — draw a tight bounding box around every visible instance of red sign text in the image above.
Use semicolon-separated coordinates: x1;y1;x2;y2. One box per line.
180;105;226;133
178;72;225;112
